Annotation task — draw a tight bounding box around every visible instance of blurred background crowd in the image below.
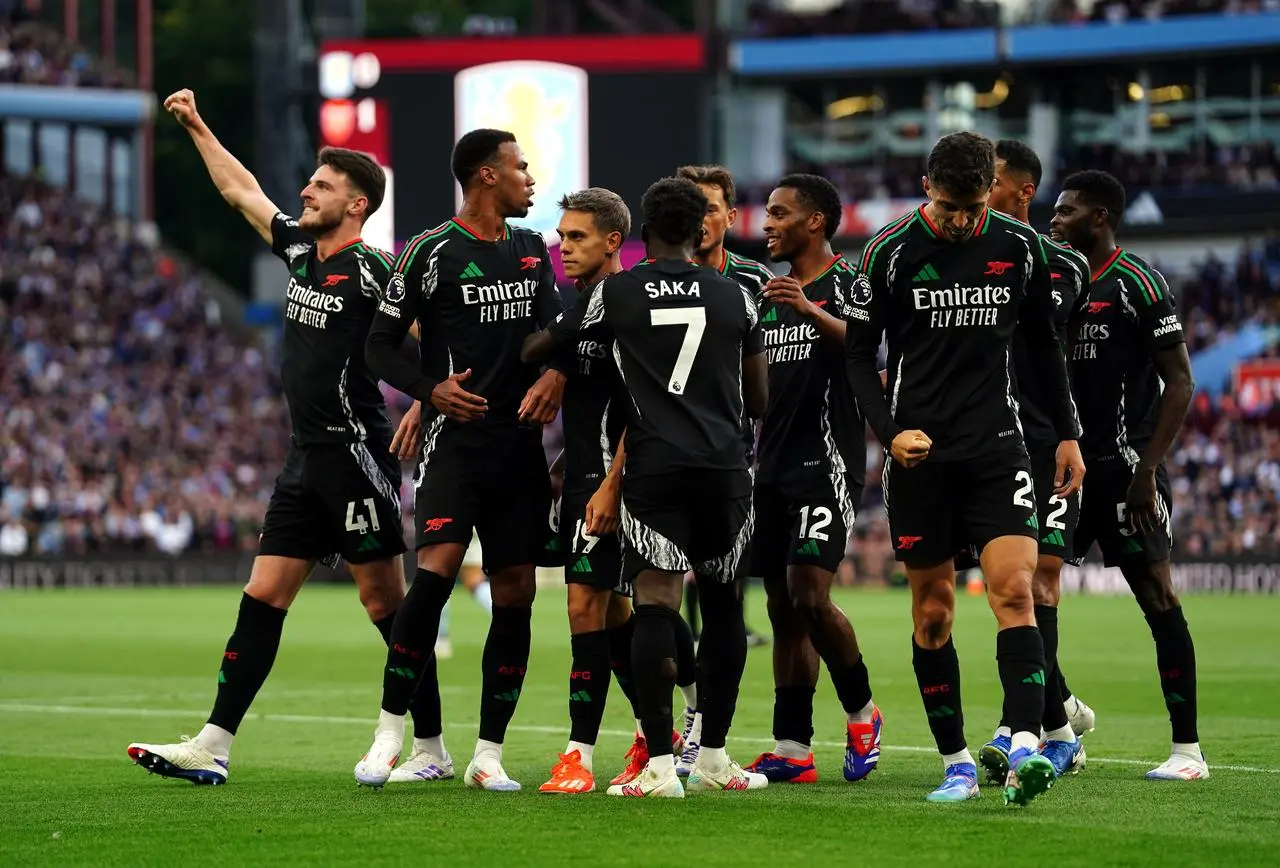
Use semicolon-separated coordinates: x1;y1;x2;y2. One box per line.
1;0;1277;572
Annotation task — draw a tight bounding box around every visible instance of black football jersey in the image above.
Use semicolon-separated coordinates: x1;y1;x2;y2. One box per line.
757;255;866;489
1013;233;1091;454
548;259;763;477
715;248;773;462
365;218;564;437
845;207;1080;462
717;248;773;300
270;213;392;445
1069;248;1185;464
559;278;627;496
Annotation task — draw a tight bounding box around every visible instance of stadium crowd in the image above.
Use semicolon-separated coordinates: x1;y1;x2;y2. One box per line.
0;173;289;558
0;2;126;89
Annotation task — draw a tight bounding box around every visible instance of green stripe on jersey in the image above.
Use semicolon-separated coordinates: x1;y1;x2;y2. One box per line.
859;211;916;273
355;244;392;270
1117;255;1164;305
394;221;455;273
728;252;772;278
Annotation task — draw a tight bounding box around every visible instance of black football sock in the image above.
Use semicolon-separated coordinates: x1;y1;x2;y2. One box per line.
1036;604;1070;733
773;685;816;746
673;608;698;699
684;579;700;636
1146;606;1199;744
373;612;395;644
381;569;453;716
827;655;874;717
997;625;1047;740
695;580;747;751
1056;668;1072;701
632;604;678;756
375;608;442;739
568;630;611;745
912;636;966;756
208;593;288;735
477;605;532;744
607;615;643;719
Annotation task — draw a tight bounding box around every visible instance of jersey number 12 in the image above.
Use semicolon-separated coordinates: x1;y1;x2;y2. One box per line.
650;307;706;394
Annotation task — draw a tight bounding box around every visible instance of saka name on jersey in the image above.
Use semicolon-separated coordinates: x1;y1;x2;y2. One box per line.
757;255;866;490
1070;247;1184;464
271;213;393;444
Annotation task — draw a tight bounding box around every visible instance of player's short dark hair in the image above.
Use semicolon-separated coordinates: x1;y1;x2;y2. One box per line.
995;139;1043;189
777;173;843;240
557;188;632;238
927;132;996;198
451;128;516;187
676;164;737;209
1061;169;1126;229
317;147;386;216
641;177;708;246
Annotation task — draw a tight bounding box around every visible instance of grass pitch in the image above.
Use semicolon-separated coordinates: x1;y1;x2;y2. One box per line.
1;585;1277;866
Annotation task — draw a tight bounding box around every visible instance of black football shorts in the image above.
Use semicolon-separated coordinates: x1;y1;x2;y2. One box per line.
620;469;753;585
258;436;407;569
559;488;628;596
1072;460;1172;567
752;473;861;577
412;422;551;573
884;448;1038;569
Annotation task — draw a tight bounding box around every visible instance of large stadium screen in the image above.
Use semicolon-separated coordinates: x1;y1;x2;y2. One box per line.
317;34;707;262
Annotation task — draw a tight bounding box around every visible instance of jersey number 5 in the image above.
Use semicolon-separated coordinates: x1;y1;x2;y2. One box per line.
650;307;706;394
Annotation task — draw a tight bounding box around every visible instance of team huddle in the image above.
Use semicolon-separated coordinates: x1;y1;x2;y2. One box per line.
126;89;1205;806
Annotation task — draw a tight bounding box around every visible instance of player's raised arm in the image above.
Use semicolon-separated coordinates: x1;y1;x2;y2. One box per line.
164;89;279;245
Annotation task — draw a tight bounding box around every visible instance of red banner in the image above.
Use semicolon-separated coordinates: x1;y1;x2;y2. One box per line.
1234;359;1280;414
320;34;705;73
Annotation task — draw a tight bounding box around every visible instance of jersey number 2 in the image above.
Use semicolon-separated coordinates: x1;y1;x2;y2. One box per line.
345;499;382;535
1013;471;1035;510
650;307;706;394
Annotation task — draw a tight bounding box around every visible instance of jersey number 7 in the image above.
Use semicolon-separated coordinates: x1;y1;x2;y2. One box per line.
650;307;706;395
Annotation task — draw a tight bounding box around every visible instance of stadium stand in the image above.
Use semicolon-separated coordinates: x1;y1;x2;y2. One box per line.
0;3;126;88
0;172;288;556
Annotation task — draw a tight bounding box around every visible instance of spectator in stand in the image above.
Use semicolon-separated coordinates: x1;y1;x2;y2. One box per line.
0;4;126;89
0;173;288;557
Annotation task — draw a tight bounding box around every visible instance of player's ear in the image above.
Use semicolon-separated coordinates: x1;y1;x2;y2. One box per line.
605;231;623;255
726;206;738;229
1022;182;1036;207
921;176;931;197
478;164;498;188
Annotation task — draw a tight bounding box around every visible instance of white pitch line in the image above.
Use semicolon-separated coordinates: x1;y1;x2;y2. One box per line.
2;702;1275;775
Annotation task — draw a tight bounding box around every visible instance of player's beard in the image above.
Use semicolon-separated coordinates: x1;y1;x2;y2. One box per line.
299;206;343;237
